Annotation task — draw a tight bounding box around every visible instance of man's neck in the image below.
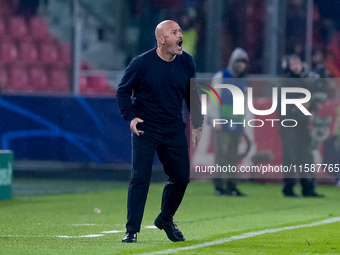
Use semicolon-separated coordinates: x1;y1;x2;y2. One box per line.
156;47;176;62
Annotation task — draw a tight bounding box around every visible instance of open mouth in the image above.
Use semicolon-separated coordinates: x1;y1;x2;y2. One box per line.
177;38;183;48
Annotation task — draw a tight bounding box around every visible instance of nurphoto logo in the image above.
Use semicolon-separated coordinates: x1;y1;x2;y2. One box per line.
199;82;312;128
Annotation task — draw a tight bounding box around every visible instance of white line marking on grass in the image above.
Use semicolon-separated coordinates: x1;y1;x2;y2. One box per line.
101;230;124;234
140;217;340;255
71;224;97;226
57;234;104;238
1;224;161;239
145;225;158;229
0;235;51;238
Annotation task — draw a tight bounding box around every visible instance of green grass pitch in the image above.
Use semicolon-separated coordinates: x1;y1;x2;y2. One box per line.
1;180;340;254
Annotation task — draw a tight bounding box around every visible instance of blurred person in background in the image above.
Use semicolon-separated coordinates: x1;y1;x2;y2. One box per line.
208;48;249;196
179;8;198;59
279;54;326;197
117;20;203;243
323;107;340;187
311;49;326;75
311;49;339;101
311;48;339;79
323;50;340;78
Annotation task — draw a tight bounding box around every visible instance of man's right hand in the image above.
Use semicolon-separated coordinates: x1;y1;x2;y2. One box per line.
130;118;144;136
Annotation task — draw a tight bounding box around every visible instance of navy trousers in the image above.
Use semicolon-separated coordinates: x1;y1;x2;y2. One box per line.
126;128;190;233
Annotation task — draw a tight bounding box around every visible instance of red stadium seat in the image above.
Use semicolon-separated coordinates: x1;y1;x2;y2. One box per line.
29;66;49;92
39;41;59;64
80;77;94;95
59;44;72;66
49;68;70;92
8;16;28;39
8;65;30;92
29;17;50;39
0;39;18;63
0;66;8;91
18;39;39;64
39;35;58;44
81;62;89;70
0;17;6;37
79;76;88;87
0;0;14;16
88;76;114;95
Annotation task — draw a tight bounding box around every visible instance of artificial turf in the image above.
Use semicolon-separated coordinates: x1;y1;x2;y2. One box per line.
0;180;339;255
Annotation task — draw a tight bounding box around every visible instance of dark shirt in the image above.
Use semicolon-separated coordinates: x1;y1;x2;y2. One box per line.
117;48;203;133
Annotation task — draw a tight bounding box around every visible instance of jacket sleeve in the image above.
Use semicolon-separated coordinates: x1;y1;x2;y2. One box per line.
185;56;204;129
116;57;141;122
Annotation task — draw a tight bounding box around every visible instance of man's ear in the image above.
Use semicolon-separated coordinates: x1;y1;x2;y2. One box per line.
158;36;165;45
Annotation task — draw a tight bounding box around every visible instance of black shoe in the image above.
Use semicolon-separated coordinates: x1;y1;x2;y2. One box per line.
225;188;246;197
122;232;137;243
303;192;325;198
214;189;224;196
283;191;299;197
283;187;299;197
154;214;185;242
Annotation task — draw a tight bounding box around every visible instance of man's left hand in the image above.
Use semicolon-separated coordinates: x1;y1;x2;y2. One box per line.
192;129;202;149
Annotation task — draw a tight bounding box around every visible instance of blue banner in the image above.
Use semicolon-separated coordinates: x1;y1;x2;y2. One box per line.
0;95;131;164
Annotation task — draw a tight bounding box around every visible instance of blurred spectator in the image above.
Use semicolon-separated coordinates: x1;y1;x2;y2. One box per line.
123;0;340;75
324;50;340;78
190;1;206;71
311;49;334;79
179;9;198;58
323;50;340;99
311;49;325;70
323;107;340;187
279;55;325;197
208;48;249;197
